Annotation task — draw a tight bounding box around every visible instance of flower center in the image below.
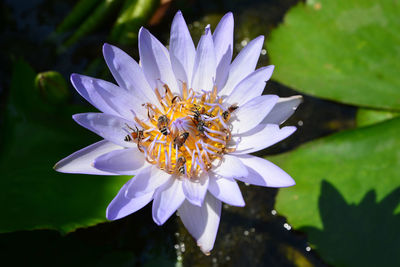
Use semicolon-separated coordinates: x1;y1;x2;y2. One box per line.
124;84;237;179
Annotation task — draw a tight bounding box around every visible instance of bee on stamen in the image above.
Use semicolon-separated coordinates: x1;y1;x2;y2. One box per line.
175;156;186;175
124;124;145;152
157;115;170;136
174;132;189;149
191;104;206;123
222;104;239;121
196;120;207;136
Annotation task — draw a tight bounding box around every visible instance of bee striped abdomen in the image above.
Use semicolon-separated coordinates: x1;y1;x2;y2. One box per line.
124;134;132;142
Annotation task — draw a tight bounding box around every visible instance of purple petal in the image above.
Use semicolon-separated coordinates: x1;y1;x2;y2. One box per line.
236;154;295;188
106;182;154;220
213;12;233;90
226;66;274;106
102;44;160;111
125;166;171;198
152;177;185;225
170;11;196;87
94;148;147;175
208;174;245;207
231;95;278;134
213;154;248;179
178;193;221;255
191;26;217;92
70;73;139;119
54;140;121;175
139;28;179;94
219;36;264;95
262;95;303;125
72;113;137;148
183;172;209;206
232;124;296;154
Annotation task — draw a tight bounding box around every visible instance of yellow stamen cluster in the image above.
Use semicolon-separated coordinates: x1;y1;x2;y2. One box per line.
125;84;236;179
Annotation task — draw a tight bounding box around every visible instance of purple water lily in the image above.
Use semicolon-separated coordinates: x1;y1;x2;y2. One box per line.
54;11;302;254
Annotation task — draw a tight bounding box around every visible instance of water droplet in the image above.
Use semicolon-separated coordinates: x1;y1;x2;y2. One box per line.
271;209;277;215
241;40;248;47
261;49;267;55
298;120;304;126
283;223;292;230
306;246;311;252
244;230;249;236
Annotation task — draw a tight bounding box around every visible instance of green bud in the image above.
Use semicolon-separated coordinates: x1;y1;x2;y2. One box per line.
35;71;70;105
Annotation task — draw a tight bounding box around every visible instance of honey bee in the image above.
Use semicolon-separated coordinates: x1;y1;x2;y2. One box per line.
124;124;145;152
222;104;239;120
157;115;170;135
174;132;189;149
175;156;186;175
196;120;207;136
191;105;206;123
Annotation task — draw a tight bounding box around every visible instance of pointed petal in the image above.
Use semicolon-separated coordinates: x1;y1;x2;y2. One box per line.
178;193;221;255
262;95;303;125
232;124;296;154
125;166;171;198
70;73;139;119
72;113;137;148
139;28;179;94
94;148;147;175
191;26;217;92
226;66;274;106
106;182;154;220
102;44;160;112
236;154;295;188
170;11;196;86
152;177;185;225
208;174;245;207
231;95;278;134
183;172;209;206
213;154;248;179
213;12;233;90
54;140;121;175
219;36;264;95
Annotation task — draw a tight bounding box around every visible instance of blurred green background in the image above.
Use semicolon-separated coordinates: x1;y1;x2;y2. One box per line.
0;0;399;266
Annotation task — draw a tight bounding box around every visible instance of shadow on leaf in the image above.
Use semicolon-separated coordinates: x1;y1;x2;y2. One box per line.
303;181;400;267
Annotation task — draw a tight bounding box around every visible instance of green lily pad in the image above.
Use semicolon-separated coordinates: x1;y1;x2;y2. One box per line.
0;60;130;233
268;0;400;110
271;117;400;266
356;108;399;127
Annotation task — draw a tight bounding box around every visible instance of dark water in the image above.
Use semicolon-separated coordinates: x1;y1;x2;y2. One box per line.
0;0;355;266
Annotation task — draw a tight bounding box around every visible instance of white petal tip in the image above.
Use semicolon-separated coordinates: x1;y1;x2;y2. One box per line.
52;159;80;174
198;244;212;255
53;162;63;172
205;24;211;33
224;12;233;18
70;73;79;83
282;178;296;187
255;35;265;42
